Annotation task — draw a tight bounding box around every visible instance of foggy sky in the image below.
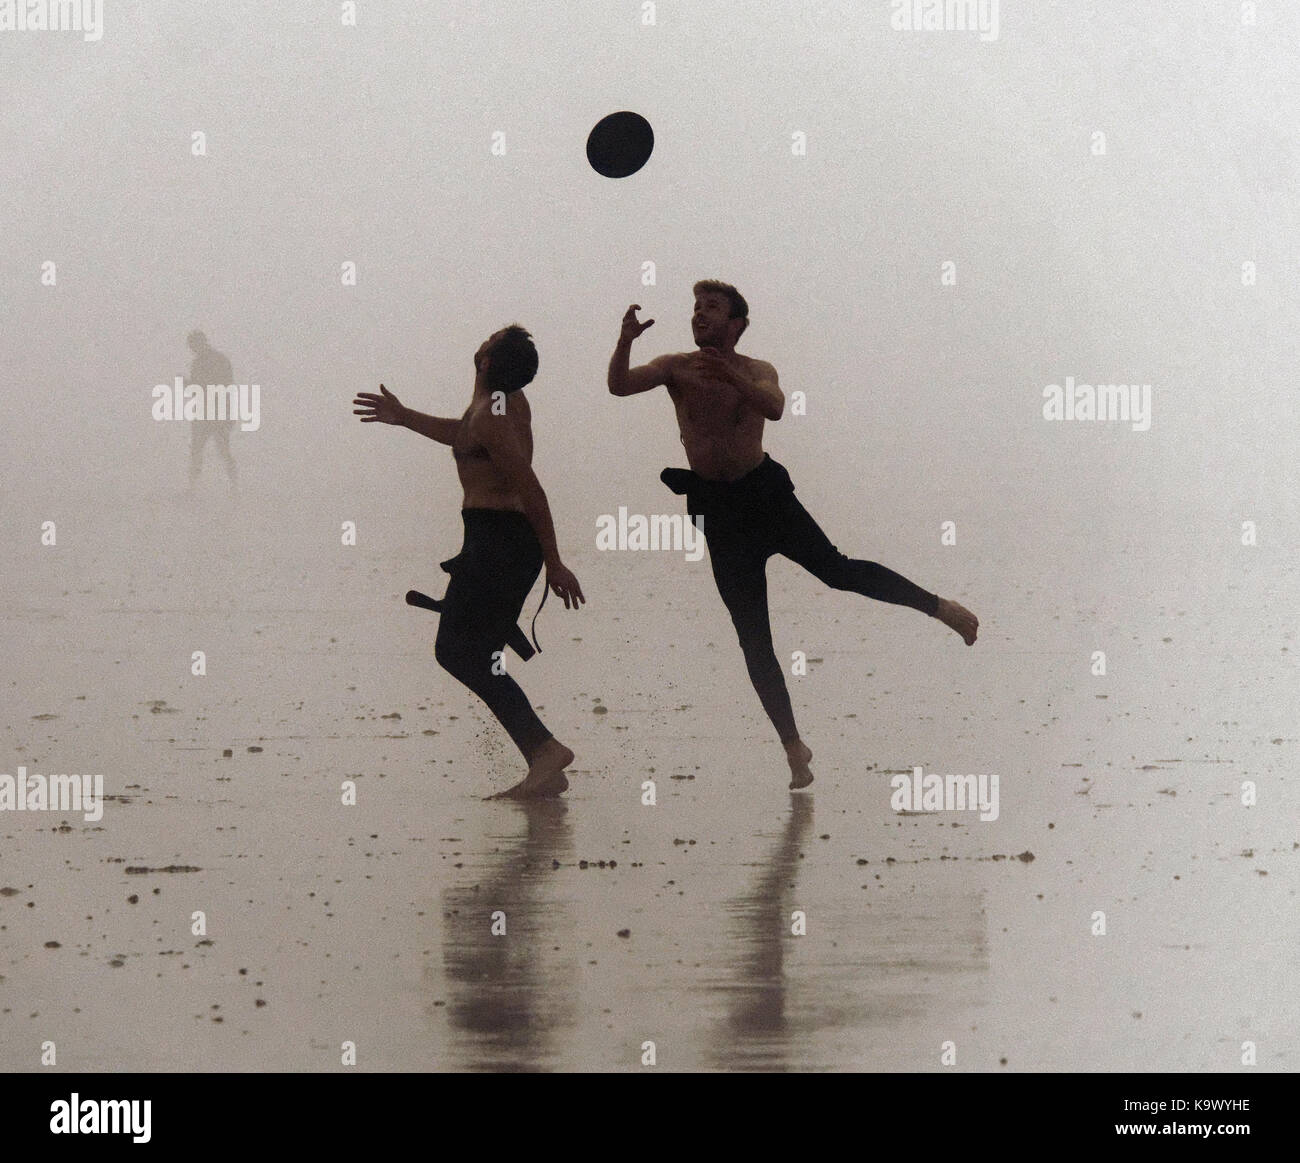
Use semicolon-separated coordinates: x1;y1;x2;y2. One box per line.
2;1;1296;562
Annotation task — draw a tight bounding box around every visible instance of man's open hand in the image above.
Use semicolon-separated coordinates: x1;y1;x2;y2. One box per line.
692;347;744;387
621;304;655;342
353;384;405;424
546;561;586;610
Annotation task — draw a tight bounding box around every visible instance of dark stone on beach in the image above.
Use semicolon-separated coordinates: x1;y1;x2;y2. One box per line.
1015;851;1035;863
125;865;201;874
617;929;630;938
222;749;232;758
127;895;138;904
44;940;60;948
247;746;263;753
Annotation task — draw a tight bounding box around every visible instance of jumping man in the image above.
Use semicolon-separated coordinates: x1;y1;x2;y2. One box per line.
607;282;977;790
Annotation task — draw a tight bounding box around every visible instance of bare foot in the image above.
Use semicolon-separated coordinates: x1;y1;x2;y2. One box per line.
491;738;574;800
785;738;814;790
934;597;978;645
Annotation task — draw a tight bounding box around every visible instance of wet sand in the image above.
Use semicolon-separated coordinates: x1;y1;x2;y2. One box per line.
1;496;1295;1071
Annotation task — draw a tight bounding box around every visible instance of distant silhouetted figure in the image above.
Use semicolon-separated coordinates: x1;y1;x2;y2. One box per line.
186;330;238;493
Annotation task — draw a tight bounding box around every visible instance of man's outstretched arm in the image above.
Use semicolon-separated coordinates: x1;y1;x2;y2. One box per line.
608;304;675;396
353;384;460;444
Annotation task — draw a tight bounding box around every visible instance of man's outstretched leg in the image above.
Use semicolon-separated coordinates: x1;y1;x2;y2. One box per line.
775;492;979;644
707;534;815;789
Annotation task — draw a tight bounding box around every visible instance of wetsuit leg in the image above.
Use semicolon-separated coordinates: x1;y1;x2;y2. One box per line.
433;513;551;759
772;492;939;616
706;530;800;745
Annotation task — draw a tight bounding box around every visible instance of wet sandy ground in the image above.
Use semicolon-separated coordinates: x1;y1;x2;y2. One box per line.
1;497;1295;1070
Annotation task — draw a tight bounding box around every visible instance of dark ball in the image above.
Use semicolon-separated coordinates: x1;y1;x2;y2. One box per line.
587;111;654;178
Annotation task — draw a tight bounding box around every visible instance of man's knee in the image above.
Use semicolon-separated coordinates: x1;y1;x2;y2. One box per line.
810;549;856;589
434;629;475;678
732;619;779;670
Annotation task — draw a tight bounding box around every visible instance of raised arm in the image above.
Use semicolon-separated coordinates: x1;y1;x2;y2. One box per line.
353;384;460;444
398;408;461;445
608;304;675;396
475;406;585;609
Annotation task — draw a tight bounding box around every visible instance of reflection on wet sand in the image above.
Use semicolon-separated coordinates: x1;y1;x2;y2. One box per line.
704;795;988;1071
431;785;988;1072
704;793;812;1069
438;800;577;1071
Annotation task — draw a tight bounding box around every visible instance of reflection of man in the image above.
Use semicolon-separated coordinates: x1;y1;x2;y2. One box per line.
439;800;576;1068
186;330;238;491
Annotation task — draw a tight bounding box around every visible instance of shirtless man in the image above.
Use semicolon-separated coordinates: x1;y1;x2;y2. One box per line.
607;281;978;790
353;325;584;799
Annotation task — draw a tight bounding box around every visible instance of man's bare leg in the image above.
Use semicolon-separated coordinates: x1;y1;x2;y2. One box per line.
187;443;203;494
785;737;814;790
493;736;574;800
933;597;979;645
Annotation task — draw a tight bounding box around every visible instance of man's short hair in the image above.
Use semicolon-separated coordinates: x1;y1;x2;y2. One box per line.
489;324;538;393
693;279;749;336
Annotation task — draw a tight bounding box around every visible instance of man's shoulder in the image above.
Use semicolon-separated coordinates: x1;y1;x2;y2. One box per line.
654;351;692;384
468;394;530;439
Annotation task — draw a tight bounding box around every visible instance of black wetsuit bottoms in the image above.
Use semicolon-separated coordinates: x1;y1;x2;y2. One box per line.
662;454;939;746
433;509;551;759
